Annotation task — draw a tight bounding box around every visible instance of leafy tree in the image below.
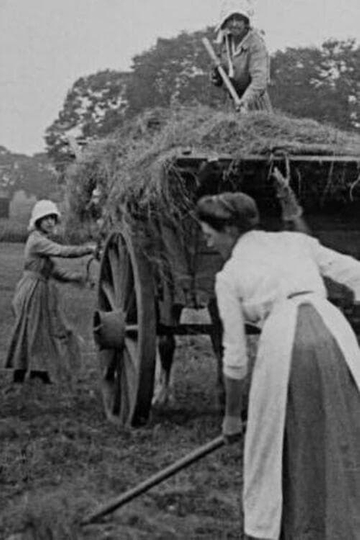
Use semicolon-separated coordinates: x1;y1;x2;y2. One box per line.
270;46;324;117
0;147;58;198
45;31;226;172
45;70;131;171
125;28;224;115
17;153;59;198
45;29;360;174
320;39;360;130
270;39;360;131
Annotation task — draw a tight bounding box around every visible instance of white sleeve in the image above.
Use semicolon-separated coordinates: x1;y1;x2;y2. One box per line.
309;236;360;300
215;271;248;380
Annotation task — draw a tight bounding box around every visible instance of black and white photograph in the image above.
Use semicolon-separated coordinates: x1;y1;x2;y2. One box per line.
1;1;360;538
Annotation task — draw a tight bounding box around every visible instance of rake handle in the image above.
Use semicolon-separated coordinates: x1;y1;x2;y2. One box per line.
82;435;225;525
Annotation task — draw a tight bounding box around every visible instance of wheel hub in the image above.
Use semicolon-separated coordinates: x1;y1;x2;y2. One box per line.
93;309;126;349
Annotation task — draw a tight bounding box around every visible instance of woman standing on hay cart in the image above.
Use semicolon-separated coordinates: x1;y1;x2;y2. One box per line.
211;0;272;112
196;192;360;540
4;200;95;385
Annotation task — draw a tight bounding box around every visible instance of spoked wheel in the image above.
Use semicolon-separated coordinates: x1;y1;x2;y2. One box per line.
95;229;156;427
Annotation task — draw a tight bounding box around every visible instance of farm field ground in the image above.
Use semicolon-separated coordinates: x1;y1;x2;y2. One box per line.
0;242;246;540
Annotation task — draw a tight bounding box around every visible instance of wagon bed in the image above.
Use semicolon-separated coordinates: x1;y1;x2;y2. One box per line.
92;150;360;427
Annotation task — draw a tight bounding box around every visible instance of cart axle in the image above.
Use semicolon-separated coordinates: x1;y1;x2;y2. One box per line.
158;323;260;336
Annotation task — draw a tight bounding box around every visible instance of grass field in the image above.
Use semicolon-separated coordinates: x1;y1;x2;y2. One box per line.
0;243;244;539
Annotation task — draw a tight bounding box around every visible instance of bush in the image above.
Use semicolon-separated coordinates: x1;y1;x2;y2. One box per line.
0;219;28;243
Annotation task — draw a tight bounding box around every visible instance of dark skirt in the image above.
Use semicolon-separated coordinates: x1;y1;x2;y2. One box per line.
280;303;360;540
4;274;81;384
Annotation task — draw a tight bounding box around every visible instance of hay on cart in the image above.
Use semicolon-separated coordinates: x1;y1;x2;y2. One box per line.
64;105;360;239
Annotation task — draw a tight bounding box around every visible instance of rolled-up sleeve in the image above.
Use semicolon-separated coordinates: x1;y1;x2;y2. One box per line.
215;271;248;380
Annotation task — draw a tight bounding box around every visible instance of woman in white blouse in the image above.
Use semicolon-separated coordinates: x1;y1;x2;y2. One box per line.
196;192;360;540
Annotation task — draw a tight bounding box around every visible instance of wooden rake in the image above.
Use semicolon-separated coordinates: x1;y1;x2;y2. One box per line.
81;435;225;525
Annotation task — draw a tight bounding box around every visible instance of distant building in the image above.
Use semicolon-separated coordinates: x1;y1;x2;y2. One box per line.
9;190;37;224
0;188;10;218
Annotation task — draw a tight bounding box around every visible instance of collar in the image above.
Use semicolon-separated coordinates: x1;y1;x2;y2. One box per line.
232;28;253;54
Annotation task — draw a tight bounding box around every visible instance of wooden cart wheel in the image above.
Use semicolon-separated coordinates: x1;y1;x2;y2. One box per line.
96;230;156;427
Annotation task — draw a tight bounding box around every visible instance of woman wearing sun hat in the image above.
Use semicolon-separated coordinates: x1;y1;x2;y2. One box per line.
4;200;95;385
211;0;272;112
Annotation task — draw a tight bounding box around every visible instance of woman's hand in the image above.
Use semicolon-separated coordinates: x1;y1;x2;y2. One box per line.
222;415;243;444
84;244;97;256
210;67;223;87
272;167;290;197
271;167;303;221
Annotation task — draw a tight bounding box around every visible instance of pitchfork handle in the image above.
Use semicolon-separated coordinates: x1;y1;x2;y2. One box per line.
202;37;242;109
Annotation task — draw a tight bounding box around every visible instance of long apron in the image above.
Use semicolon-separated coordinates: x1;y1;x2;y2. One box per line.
243;294;360;540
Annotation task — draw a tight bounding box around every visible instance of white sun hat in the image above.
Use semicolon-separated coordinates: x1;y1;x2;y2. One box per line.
215;0;255;31
28;200;61;230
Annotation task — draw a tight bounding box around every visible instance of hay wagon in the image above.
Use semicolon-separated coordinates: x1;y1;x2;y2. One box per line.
91;146;360;428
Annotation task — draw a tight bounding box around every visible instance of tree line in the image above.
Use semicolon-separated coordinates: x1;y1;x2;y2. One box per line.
0;146;58;200
45;27;360;170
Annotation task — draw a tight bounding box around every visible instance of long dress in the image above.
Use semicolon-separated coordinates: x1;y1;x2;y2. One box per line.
215;229;360;540
4;230;91;384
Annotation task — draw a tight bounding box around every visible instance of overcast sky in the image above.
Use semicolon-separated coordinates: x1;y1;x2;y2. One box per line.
1;0;359;155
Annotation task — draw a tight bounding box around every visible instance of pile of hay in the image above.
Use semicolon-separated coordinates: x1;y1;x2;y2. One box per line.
64;105;360;237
